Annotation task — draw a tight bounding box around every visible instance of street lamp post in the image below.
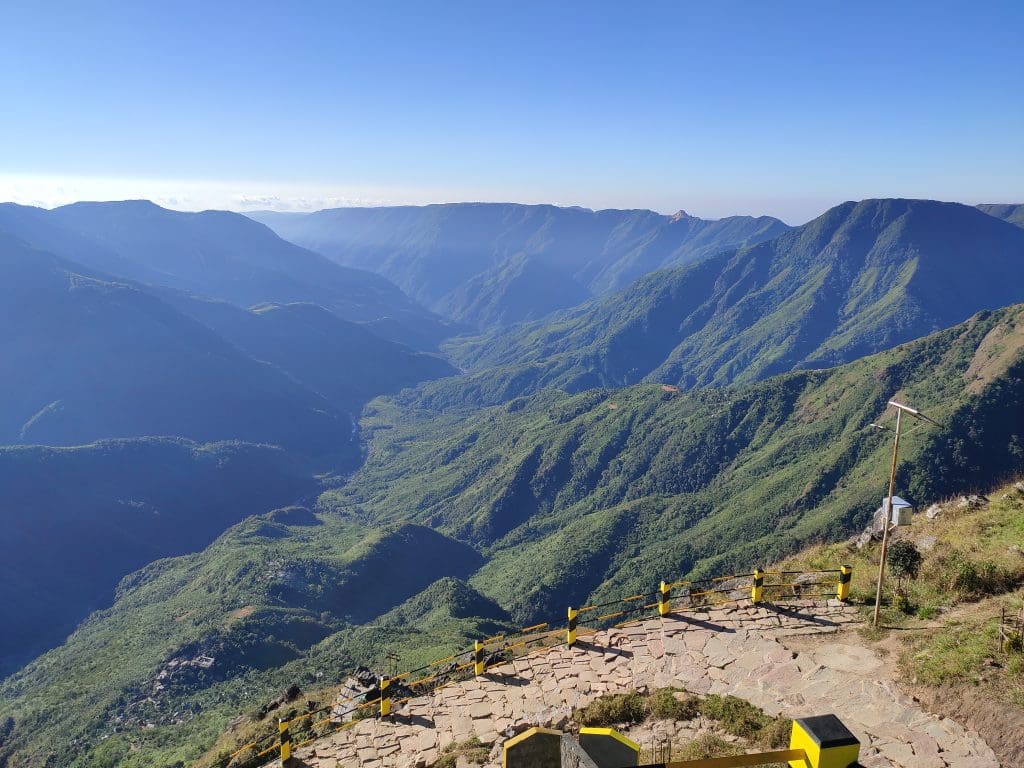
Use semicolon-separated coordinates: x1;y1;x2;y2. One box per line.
872;400;940;629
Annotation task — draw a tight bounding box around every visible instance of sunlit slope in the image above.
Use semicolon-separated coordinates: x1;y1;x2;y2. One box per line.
441;199;1024;406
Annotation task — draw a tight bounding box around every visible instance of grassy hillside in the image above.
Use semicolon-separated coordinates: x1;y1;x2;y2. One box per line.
0;235;356;465
0;438;313;678
3;304;1022;768
441;199;1024;406
252;203;788;328
0;518;493;768
328;304;1024;619
778;480;1024;766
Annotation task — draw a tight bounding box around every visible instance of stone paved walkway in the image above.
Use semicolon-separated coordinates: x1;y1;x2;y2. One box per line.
292;600;998;767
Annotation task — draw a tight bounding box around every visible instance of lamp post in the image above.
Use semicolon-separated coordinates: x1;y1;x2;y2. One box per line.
872;400;940;628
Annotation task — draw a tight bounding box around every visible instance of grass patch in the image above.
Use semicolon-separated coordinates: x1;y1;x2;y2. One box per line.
430;735;490;768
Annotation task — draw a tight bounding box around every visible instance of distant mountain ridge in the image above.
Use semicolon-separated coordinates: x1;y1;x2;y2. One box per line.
0;200;455;349
0;234;357;463
250;203;790;329
977;202;1024;228
438;199;1024;404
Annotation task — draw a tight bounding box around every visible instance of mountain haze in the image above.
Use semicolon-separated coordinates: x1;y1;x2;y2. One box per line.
0;235;356;463
442;199;1024;403
0;438;312;677
251;203;789;329
161;293;457;414
0;201;455;349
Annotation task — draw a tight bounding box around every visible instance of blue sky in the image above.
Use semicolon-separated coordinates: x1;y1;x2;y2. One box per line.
2;1;1021;223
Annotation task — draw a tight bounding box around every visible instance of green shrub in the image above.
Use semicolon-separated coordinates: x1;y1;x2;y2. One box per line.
648;688;699;720
575;691;648;726
699;695;773;740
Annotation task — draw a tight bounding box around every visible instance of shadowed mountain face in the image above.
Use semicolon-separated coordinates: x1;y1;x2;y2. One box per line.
0;438;313;678
0;235;357;464
0;200;456;349
251;203;789;328
161;293;457;414
977;202;1024;229
437;199;1024;405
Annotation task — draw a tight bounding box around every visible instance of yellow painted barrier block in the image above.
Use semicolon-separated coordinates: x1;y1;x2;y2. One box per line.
788;715;860;768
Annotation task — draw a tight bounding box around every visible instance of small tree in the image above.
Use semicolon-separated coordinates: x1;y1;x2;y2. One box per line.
887;540;923;606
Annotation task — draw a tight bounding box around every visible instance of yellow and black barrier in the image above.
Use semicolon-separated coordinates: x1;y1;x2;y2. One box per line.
567;606;578;647
751;569;765;604
380;676;391;717
658;581;671;616
474;640;485;676
502;715;859;768
278;718;291;765
837;565;851;601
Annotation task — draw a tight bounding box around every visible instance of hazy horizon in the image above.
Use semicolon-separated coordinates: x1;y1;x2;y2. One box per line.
3;1;1020;226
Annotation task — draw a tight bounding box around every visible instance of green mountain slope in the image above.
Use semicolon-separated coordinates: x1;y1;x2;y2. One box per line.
0;438;312;678
251;203;789;328
0;519;492;768
0;201;455;349
328;303;1024;618
977;202;1024;228
442;199;1024;404
0;234;356;463
161;293;456;413
4;304;1022;768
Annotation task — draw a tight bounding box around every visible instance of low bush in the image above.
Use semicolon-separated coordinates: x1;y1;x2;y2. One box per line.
648;688;699;720
574;691;648;726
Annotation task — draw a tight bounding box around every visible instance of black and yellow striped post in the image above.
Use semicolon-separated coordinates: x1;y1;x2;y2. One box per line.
378;675;389;720
837;565;852;602
752;568;765;604
278;718;292;765
567;606;578;648
474;640;485;676
657;580;671;617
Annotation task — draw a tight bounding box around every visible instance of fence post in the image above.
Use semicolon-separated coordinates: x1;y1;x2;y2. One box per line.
474;640;485;676
658;581;671;617
379;676;391;717
278;718;292;765
567;606;578;648
788;714;860;767
752;568;765;604
837;565;852;602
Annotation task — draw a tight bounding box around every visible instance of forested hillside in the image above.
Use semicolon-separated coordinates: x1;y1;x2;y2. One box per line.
3;302;1022;768
252;203;789;328
0;438;312;677
0;235;356;463
438;199;1024;406
0;201;455;349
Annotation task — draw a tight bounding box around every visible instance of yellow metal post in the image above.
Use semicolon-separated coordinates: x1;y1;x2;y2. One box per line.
658;581;671;616
837;565;852;601
278;718;292;764
474;640;485;676
379;676;391;717
788;715;860;768
567;606;578;647
751;568;765;604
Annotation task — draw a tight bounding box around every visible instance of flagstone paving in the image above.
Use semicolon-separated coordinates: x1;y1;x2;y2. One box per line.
291;600;998;767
